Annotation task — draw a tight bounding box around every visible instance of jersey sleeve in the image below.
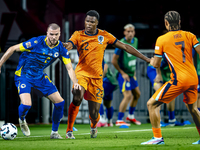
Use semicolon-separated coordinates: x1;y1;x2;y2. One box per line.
114;47;122;55
106;32;118;45
191;33;200;48
19;37;38;52
154;37;163;58
68;31;79;47
59;44;71;65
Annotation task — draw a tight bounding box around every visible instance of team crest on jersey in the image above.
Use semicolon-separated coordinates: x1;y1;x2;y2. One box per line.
98;35;104;44
21;84;26;89
25;42;31;48
54;52;59;57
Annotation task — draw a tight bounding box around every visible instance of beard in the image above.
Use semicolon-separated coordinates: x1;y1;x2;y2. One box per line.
48;38;58;46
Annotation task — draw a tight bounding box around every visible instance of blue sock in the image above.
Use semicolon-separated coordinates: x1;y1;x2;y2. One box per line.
52;101;65;131
99;104;104;115
106;106;113;120
198;108;200;112
18;104;31;121
168;111;175;120
129;107;135;115
118;112;124;120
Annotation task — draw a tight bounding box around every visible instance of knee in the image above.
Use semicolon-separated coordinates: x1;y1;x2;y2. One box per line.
124;93;133;101
72;89;83;106
134;92;141;100
90;111;99;120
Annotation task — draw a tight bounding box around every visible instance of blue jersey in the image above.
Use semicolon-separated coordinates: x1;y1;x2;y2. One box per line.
15;36;71;79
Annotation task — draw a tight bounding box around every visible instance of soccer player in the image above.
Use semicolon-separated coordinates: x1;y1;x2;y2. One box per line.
112;24;141;126
63;10;150;139
97;60;118;127
141;11;200;145
0;23;81;139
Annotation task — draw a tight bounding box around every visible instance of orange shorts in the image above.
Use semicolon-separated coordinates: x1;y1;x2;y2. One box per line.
76;74;103;104
152;80;197;104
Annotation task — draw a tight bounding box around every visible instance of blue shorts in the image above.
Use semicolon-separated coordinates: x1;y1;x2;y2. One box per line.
198;75;200;92
14;73;58;97
103;77;118;101
147;66;156;87
117;73;138;93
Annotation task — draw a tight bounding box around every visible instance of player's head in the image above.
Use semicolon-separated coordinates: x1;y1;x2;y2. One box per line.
164;11;181;31
47;23;60;46
85;10;99;34
123;24;135;41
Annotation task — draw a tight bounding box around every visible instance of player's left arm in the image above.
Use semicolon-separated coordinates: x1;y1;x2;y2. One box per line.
65;62;81;90
114;40;150;63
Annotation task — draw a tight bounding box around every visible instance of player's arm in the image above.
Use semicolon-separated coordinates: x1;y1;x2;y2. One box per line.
0;44;21;73
150;56;162;68
65;62;81;90
112;53;130;82
195;45;200;57
114;40;150;63
62;42;73;51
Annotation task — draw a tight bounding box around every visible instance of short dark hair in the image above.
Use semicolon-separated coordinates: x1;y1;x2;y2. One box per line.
164;11;181;30
86;10;100;21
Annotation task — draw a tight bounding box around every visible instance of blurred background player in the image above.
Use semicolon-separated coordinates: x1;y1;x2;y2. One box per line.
195;37;200;112
97;60;118;127
0;23;81;139
63;10;150;139
142;11;200;145
112;24;141;126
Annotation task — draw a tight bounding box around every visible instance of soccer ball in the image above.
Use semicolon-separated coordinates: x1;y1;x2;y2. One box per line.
0;123;18;140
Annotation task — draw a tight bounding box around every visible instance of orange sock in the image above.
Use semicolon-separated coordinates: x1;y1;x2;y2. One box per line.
196;126;200;136
152;127;162;138
66;102;80;133
89;113;100;128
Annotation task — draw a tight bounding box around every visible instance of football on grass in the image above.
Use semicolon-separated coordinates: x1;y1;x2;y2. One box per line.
0;123;18;140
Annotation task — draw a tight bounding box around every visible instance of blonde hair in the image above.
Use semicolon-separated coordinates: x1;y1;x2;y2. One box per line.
124;24;135;30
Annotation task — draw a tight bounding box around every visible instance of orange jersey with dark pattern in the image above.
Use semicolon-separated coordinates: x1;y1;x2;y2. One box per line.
69;29;117;78
154;30;199;85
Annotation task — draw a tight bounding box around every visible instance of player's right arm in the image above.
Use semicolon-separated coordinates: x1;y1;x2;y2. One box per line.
62;31;79;51
0;44;21;73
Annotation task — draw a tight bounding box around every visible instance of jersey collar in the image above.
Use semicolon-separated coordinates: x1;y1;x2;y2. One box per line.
44;37;59;49
124;37;134;44
84;29;98;36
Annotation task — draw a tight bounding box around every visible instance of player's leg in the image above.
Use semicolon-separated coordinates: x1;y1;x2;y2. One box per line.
141;97;164;145
47;91;64;139
104;100;114;127
142;82;183;145
66;86;85;139
116;90;132;126
102;80;115;127
198;92;200;112
88;100;101;138
15;76;32;137
18;93;31;137
182;87;200;144
127;86;141;125
167;99;178;126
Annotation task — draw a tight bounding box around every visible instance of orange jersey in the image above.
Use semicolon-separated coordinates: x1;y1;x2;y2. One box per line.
69;29;117;78
154;30;200;85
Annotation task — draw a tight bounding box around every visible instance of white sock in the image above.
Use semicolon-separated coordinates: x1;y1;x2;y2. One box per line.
51;131;58;134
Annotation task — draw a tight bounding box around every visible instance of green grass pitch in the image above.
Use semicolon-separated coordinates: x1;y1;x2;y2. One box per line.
0;123;199;150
